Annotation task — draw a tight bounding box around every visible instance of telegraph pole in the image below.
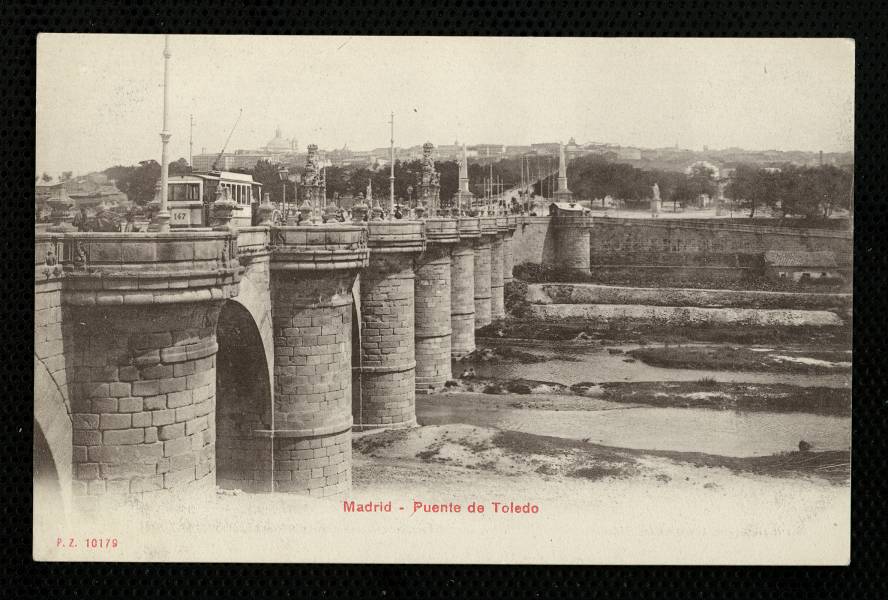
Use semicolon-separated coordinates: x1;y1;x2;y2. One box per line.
389;111;395;215
189;114;194;168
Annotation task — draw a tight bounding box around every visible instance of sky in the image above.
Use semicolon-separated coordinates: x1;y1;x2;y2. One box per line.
36;35;854;177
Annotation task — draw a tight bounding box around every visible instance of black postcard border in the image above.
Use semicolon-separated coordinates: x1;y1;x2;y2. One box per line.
2;1;885;598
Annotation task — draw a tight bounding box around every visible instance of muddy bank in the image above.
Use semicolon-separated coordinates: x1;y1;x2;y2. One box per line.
527;282;852;311
455;346;580;365
528;303;845;327
591;381;851;417
627;345;851;375
633;447;850;485
443;377;571;396
353;423;849;485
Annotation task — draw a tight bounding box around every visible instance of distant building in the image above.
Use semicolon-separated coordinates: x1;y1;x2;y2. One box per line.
470;144;505;159
192;128;297;172
764;251;841;282
616;147;642;160
504;145;533;157
264;126;297;154
531;142;560;155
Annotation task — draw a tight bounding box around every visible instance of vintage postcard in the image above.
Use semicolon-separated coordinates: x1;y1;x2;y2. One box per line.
34;35;852;564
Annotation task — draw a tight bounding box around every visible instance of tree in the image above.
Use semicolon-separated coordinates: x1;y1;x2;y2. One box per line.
40;172;53;183
107;160;160;205
169;157;191;176
59;171;73;182
725;164;776;217
231;159;294;205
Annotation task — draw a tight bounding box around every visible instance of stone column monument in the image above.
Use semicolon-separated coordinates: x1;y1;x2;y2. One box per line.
552;142;574;204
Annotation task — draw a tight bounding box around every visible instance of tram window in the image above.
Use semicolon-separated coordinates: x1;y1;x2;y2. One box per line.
169;183;199;202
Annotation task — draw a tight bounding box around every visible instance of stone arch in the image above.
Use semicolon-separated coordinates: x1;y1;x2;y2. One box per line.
350;275;363;428
215;300;273;492
230;258;275;393
33;357;72;521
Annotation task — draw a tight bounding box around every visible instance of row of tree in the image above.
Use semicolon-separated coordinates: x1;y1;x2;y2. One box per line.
538;154;852;218
97;154;852;221
725;164;852;218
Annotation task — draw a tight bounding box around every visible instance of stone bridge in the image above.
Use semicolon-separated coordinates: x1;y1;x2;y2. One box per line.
34;212;594;510
34;213;851;510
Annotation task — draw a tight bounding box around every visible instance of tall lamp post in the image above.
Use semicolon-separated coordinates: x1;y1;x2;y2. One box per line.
153;34;173;232
278;166;289;218
388;111;395;216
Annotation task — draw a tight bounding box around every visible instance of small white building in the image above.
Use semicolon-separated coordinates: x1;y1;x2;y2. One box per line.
764;250;841;282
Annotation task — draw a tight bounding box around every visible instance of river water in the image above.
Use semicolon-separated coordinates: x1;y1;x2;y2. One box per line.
417;398;850;457
429;343;851;458
462;344;851;388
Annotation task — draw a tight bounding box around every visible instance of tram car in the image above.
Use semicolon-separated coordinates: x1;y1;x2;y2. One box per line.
166;171;262;228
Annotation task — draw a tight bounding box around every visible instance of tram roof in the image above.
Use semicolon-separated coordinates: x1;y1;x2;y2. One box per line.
169;171;261;185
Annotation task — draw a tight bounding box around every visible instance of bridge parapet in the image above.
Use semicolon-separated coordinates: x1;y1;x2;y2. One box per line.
457;217;481;239
35;231;241;306
269;224;369;271
236;226;272;259
479;216;499;237
366;220;426;254
551;214;595;229
422;217;459;244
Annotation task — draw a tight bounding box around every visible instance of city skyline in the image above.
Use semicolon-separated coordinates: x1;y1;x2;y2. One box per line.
37;35;854;176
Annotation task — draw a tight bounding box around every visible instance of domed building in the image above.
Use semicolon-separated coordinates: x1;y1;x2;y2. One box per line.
264;126;296;153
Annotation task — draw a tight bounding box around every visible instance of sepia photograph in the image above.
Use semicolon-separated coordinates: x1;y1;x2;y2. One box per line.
33;35;853;564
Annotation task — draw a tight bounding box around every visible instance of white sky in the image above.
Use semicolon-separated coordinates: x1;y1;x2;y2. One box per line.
36;35;854;176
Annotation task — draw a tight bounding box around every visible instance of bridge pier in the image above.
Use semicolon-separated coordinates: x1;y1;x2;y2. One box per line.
414;218;459;393
502;216;518;287
553;214;595;275
450;217;480;358
268;225;368;496
473;216;498;328
490;217;509;321
50;232;240;503
355;221;425;430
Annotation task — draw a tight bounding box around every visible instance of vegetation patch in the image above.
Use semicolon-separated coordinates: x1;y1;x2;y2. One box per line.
597;381;850;417
477;319;851;348
627;345;850;374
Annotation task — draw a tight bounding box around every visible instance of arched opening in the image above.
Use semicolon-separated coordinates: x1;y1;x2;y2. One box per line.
34;421;65;539
215;300;272;492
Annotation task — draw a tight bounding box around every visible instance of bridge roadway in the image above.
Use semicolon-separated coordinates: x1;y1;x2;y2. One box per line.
34;208;596;507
